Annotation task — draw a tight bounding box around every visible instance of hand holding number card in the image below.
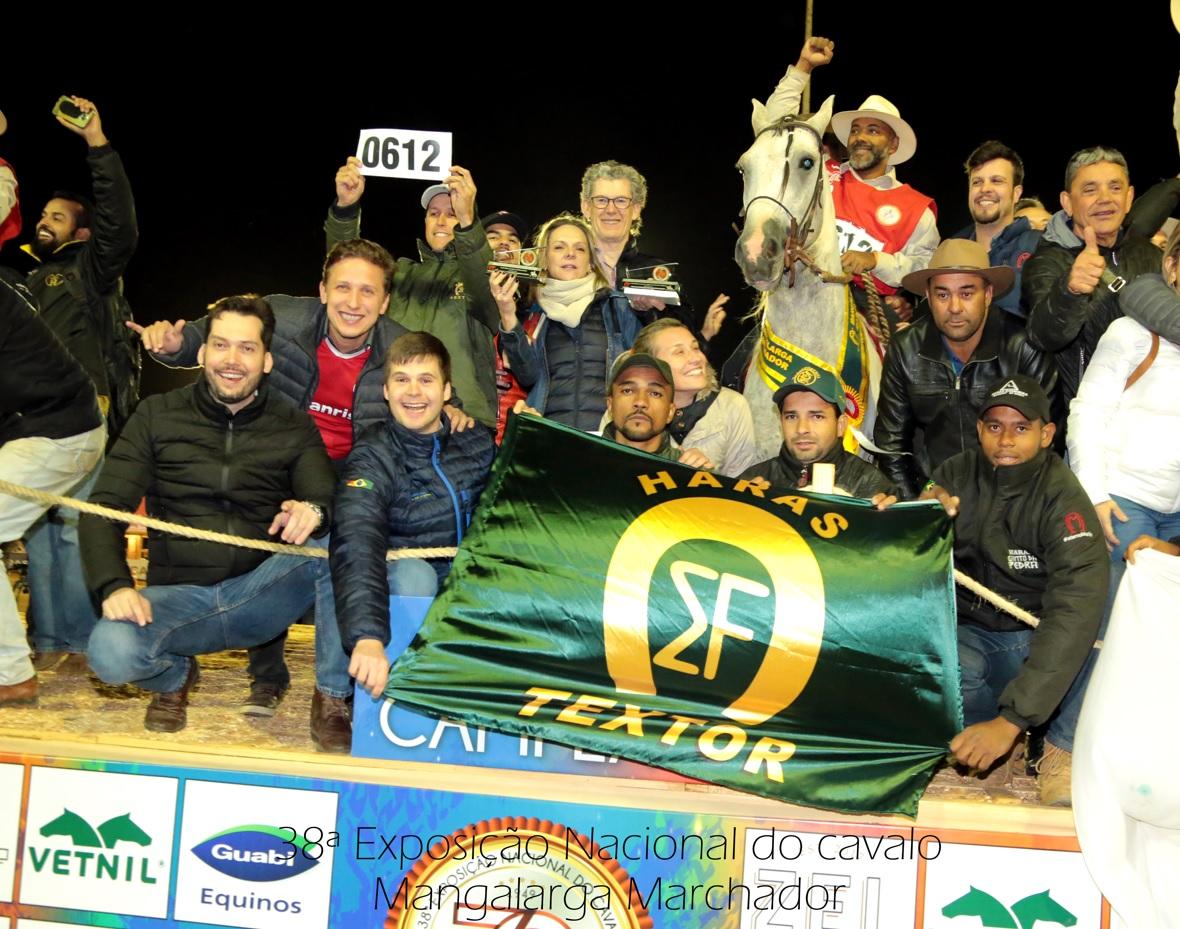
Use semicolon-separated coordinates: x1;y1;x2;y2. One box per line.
355;129;453;181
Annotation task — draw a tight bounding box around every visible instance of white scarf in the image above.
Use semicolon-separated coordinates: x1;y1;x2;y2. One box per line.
537;274;597;327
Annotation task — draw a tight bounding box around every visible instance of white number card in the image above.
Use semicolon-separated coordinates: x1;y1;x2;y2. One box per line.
355;129;452;180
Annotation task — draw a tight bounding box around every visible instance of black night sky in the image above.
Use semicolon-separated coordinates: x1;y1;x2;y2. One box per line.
3;6;1178;394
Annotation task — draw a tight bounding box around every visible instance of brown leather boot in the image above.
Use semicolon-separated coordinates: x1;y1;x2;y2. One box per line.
144;660;200;733
0;675;37;706
310;691;352;754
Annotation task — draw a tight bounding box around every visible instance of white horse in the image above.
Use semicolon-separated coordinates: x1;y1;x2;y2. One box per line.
734;95;882;462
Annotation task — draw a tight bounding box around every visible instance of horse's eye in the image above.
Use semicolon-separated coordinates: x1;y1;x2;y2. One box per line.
736;164;745;176
800;157;815;170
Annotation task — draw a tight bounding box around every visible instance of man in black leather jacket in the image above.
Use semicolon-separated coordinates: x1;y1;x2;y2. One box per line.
874;239;1056;499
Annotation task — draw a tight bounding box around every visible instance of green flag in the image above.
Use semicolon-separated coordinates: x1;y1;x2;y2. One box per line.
390;415;962;816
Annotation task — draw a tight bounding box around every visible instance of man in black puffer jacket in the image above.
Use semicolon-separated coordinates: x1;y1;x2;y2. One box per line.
330;332;495;711
80;296;338;739
1024;146;1162;413
740;371;898;502
874;239;1056;499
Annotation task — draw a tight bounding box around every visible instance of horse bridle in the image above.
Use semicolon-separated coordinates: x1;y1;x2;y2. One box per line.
739;118;828;287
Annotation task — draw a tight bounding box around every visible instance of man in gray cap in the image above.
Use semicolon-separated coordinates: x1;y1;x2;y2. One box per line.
326;158;500;428
763;37;938;312
874;239;1056;499
739;367;896;503
922;375;1107;805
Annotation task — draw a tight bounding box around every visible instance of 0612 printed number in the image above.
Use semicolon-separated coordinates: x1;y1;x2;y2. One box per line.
359;136;441;173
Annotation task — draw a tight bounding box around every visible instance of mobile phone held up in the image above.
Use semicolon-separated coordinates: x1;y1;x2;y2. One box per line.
52;96;93;128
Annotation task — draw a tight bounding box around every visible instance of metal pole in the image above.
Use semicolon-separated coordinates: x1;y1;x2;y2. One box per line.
802;0;814;114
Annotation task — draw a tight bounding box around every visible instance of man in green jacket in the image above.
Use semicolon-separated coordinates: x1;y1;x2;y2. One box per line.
327;158;499;427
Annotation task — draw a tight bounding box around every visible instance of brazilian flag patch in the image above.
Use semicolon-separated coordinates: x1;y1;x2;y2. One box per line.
345;478;373;489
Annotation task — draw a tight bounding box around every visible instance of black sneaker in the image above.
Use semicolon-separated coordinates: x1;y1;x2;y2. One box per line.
240;681;288;717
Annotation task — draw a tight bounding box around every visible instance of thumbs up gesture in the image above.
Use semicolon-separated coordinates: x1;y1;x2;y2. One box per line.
1067;226;1106;295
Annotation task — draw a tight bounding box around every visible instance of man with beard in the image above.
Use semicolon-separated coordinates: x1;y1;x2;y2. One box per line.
18;96;139;675
482;210;541;442
739;370;896;504
602;352;711;468
80;296;339;739
764;38;938;319
952;141;1041;321
874;240;1055;499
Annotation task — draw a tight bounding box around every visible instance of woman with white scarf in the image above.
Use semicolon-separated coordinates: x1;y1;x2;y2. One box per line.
493;213;642;432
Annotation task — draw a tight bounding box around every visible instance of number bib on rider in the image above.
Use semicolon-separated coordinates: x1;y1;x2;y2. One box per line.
355;128;452;180
834;218;885;256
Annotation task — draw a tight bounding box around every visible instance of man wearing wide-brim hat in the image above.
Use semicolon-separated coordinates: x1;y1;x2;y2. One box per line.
872;238;1057;499
762;36;938;313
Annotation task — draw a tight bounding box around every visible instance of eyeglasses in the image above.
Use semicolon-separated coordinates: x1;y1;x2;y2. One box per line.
589;196;634;210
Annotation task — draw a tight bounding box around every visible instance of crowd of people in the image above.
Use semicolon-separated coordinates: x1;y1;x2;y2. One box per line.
2;48;1179;812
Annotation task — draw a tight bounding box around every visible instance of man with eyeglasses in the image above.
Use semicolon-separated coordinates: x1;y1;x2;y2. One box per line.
579;160;707;337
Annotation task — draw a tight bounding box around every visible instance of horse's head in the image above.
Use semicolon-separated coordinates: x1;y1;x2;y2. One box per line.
735;95;834;291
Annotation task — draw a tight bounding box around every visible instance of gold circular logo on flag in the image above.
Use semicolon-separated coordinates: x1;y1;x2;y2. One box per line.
602;498;825;726
45;273;66;287
385;817;651;929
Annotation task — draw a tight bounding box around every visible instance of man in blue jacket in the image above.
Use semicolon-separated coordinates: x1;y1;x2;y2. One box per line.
328;332;495;740
953;141;1041;321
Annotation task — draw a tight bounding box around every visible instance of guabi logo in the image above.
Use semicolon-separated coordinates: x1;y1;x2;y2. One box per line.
29;809;158;883
192;826;319;882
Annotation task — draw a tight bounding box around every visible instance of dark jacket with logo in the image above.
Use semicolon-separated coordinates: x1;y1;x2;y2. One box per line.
952;217;1041;319
22;144;138;428
330;417;495;652
1024;212;1161;406
740;441;897;499
1;276;102;442
153;295;409;449
931;447;1107;729
325;203;499;427
874;310;1057;499
80;379;335;601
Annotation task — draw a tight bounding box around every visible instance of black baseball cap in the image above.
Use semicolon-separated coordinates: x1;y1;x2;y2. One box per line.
979;375;1051;422
480;210;529;241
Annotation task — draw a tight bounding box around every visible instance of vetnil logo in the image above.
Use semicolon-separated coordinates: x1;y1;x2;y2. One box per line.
192;825;320;881
29;809;157;883
21;769;177;918
942;886;1077;928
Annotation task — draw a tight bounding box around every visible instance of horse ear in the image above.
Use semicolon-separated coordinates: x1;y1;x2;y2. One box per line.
806;95;836;137
751;99;773;136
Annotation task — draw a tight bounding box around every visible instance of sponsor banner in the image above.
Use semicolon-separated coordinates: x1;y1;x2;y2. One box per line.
389;415;961;815
352;597;690;784
0;763;23;903
923;842;1104;929
174;780;340;929
0;750;1107;929
21;768;177;918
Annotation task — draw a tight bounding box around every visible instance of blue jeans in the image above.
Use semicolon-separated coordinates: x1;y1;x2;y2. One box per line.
24;463;103;654
1052;495;1180;751
0;426;105;684
88;553;323;694
958;623;1036;727
313;554;438;697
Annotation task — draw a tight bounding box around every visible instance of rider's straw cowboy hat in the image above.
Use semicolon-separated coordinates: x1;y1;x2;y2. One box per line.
830;95;917;166
901;239;1015;297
